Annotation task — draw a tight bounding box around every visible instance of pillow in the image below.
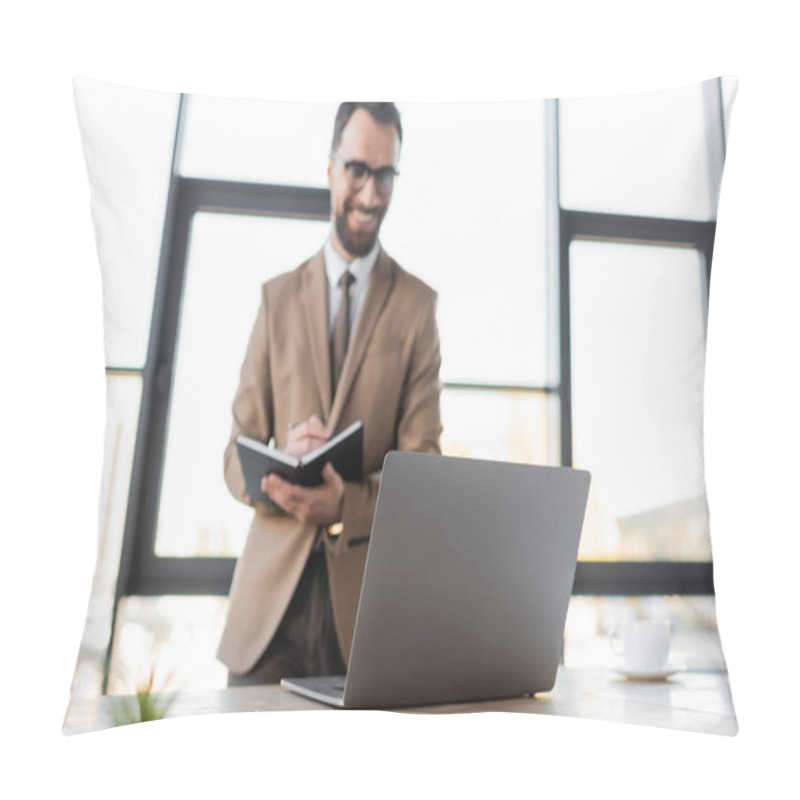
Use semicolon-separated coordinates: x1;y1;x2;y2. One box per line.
64;76;738;735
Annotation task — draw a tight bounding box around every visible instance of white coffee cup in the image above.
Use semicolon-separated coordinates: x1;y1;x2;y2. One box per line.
610;619;671;672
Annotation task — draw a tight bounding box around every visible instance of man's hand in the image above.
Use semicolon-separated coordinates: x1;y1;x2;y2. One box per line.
262;462;345;526
284;414;330;458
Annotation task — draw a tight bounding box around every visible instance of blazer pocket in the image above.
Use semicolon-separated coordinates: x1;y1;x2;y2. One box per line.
347;535;371;549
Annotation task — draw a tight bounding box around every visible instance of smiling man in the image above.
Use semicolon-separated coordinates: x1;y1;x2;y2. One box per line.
328;106;397;258
218;103;443;685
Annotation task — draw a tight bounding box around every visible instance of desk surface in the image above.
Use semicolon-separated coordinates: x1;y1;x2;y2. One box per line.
63;666;737;737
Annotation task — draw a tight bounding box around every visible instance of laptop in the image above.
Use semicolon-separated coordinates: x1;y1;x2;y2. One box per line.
281;451;590;709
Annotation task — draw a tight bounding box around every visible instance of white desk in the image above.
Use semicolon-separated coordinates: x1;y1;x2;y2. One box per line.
63;666;737;737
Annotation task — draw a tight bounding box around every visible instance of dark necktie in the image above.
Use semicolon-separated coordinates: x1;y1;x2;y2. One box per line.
331;270;355;394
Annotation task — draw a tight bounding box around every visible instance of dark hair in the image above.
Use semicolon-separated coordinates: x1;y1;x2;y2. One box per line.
331;102;403;150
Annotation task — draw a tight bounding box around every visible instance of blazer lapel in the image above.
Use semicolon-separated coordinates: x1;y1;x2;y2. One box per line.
329;248;396;429
300;251;333;419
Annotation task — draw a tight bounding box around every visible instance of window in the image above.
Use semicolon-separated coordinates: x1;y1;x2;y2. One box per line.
570;241;710;562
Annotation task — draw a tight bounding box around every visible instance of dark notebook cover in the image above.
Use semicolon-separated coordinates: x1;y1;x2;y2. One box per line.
236;421;363;505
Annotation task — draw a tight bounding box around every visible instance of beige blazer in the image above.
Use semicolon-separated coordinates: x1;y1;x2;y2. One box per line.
217;247;443;675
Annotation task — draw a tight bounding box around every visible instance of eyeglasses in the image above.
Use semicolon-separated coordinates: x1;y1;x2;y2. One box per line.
330;150;399;194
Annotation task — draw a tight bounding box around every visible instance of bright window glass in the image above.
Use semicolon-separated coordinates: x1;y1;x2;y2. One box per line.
382;101;550;386
441;388;550;465
570;240;710;562
154;213;328;557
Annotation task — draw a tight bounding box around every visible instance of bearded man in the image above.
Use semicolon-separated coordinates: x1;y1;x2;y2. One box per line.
218;102;443;685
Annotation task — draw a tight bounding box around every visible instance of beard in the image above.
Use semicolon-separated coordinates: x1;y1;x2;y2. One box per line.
334;202;384;258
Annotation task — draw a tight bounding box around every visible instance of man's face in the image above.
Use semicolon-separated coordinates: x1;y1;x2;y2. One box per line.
328;108;400;260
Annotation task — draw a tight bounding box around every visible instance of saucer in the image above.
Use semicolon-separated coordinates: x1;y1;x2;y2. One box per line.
614;663;685;682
